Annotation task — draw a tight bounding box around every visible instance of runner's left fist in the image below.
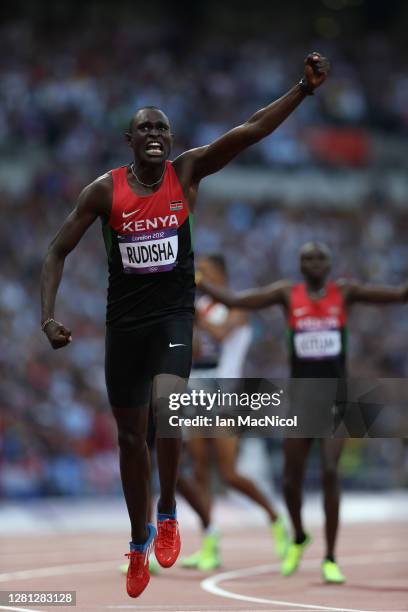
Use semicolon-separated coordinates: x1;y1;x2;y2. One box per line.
303;52;330;90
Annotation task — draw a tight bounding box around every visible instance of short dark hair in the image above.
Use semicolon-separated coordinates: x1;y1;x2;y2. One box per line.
299;241;331;260
128;106;166;132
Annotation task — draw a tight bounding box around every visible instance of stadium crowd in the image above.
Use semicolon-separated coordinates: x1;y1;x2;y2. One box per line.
0;12;407;173
2;195;407;497
1;9;407;497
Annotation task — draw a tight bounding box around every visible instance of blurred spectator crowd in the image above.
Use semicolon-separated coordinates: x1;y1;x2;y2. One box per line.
1;196;407;498
1;6;408;497
0;9;407;174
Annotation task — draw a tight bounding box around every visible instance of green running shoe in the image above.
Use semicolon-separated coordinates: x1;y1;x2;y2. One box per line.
119;562;128;575
281;533;311;576
180;549;203;569
271;515;289;559
119;555;160;576
181;532;221;570
197;533;221;571
322;560;345;583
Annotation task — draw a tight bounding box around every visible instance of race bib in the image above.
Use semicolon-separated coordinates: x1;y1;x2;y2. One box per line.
294;330;341;359
119;229;178;274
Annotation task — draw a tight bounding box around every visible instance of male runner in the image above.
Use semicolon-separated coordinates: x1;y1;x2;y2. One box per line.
181;254;288;571
197;241;408;583
40;53;329;598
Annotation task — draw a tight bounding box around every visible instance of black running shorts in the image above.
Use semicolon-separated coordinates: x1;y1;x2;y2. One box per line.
105;314;193;410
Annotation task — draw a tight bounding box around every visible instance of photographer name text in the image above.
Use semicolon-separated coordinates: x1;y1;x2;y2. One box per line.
168;415;297;428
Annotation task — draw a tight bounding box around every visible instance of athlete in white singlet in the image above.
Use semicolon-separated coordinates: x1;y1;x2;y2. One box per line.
181;255;288;571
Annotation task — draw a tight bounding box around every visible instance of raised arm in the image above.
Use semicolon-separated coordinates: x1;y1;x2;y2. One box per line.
198;277;292;311
40;176;111;349
340;280;408;305
174;53;329;183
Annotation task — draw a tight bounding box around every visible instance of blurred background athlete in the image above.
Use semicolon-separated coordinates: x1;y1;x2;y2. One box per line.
40;54;329;598
181;254;288;571
198;241;408;583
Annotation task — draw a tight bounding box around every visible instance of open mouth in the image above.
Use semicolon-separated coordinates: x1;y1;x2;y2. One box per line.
145;141;164;156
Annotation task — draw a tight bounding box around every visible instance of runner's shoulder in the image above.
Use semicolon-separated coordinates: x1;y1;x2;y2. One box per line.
277;280;294;304
78;172;113;219
172;148;202;182
335;278;356;299
84;171;113;198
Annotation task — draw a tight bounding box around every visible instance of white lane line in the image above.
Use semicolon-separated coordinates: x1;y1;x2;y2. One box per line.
0;549;116;562
105;608;408;612
106;608;363;611
201;552;408;612
1;552;406;612
0;560;117;582
106;604;332;612
0;607;41;612
106;609;343;612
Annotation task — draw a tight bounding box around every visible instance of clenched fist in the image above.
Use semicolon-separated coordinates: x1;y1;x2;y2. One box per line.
43;320;72;350
303;52;330;91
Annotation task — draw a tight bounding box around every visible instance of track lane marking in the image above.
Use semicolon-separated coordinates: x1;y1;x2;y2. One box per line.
0;551;406;612
201;552;408;612
0;607;41;612
0;560;117;582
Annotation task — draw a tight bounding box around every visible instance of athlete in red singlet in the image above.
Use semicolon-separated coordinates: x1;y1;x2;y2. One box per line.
288;280;347;379
40;54;329;598
198;241;408;583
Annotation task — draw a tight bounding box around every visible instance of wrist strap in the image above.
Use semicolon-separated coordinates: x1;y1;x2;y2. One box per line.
41;317;56;332
298;77;314;95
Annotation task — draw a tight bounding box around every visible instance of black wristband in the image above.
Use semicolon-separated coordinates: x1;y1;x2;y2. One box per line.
298;77;314;95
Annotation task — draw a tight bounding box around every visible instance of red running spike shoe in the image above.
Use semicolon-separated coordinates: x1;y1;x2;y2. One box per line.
125;523;156;598
155;513;181;568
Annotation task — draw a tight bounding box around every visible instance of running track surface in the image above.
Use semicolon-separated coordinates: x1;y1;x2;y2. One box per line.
1;520;407;612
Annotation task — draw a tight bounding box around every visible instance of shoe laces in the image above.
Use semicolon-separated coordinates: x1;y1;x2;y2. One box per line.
125;537;154;568
158;519;178;548
125;551;145;574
